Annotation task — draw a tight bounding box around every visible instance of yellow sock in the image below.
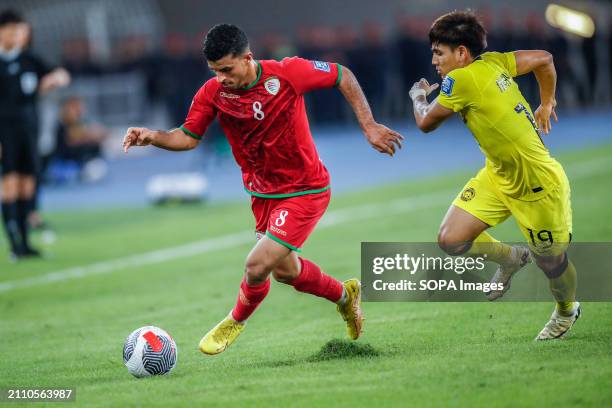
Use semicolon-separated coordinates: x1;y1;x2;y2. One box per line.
550;259;577;316
466;231;513;265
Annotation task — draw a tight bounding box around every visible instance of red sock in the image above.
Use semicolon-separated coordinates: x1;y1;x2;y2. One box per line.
287;258;343;303
231;277;270;322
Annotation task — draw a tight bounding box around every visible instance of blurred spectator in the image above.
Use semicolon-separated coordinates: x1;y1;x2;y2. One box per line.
485;8;517;52
62;38;100;76
157;33;210;127
348;22;388;118
582;31;598;104
514;13;548;107
547;29;574;107
50;96;108;183
394;14;435;117
47;7;608;129
297;26;346;123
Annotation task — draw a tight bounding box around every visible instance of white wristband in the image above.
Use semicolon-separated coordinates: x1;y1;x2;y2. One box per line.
409;88;427;101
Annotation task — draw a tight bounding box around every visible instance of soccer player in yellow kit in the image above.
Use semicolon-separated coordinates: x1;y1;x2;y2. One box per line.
409;10;579;340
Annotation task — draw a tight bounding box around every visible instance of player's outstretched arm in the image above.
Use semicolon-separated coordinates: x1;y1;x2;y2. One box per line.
122;127;199;153
39;68;71;94
514;50;558;134
410;78;454;133
337;65;404;156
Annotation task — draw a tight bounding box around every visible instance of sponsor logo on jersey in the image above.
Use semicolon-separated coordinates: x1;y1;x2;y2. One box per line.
496;73;512;92
220;91;240;99
264;77;280;95
441;76;455;96
460;187;476;202
269;225;287;236
312;61;331;72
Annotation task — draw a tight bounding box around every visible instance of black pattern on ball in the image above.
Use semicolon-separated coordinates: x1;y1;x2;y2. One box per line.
142;334;177;375
123;329;141;364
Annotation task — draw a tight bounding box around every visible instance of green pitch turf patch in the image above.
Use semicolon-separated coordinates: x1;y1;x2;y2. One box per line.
307;339;381;362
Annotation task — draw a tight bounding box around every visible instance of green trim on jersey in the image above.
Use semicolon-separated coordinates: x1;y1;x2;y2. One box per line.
244;185;330;198
180;125;202;140
334;63;343;87
242;61;262;90
265;231;301;252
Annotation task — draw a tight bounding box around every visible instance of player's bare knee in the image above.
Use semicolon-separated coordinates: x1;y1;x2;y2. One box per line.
534;252;568;279
1;183;18;202
244;258;272;285
438;228;471;256
17;175;35;198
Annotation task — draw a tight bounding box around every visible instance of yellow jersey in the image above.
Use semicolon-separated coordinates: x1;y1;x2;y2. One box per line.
437;51;565;201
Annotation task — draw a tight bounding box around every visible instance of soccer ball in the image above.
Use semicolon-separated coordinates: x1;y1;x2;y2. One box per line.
123;326;177;378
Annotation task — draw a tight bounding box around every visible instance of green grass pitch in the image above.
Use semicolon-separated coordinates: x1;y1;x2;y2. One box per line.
1;144;612;407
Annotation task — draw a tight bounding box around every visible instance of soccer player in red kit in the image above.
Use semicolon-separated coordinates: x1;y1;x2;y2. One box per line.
123;24;403;355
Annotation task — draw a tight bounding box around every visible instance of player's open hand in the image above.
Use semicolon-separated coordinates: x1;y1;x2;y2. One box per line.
534;101;558;134
409;78;439;101
123;127;155;153
364;122;404;157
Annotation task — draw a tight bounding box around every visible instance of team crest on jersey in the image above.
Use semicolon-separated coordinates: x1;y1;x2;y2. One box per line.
264;77;280;95
312;61;331;72
460;187;475;202
441;76;455;96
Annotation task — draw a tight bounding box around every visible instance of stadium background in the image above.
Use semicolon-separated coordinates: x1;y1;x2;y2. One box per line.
1;0;611;406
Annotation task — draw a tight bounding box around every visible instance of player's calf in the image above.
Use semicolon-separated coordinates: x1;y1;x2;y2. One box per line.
277;257;363;340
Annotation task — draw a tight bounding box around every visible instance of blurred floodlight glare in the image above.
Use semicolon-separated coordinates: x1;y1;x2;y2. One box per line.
545;3;595;38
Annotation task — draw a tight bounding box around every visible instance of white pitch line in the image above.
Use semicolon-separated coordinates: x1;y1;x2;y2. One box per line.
0;158;609;293
0;193;453;293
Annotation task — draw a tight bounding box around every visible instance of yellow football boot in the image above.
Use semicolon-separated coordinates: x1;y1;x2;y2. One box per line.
199;315;245;355
336;279;363;340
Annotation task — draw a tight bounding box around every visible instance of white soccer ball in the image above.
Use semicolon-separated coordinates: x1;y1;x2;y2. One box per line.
123;326;178;378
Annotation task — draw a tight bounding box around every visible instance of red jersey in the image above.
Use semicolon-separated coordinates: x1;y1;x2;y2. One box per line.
181;57;342;198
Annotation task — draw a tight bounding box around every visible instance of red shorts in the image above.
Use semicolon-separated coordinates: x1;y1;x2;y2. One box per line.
251;189;331;252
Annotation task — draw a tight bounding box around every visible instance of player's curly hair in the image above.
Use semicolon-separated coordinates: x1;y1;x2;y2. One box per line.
429;10;487;57
0;9;25;27
203;24;249;62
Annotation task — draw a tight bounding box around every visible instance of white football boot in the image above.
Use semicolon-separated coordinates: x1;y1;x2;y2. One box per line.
535;302;581;340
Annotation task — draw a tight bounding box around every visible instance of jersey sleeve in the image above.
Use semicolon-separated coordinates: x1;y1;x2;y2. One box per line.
30;53;53;78
280;57;342;94
482;51;518;77
180;82;217;140
436;68;479;113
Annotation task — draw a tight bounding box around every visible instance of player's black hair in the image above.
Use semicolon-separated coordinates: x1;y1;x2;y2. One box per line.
0;9;25;27
429;10;487;57
203;24;249;61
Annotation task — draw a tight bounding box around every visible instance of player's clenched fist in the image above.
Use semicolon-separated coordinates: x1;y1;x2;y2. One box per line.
409;78;439;101
123;127;155;153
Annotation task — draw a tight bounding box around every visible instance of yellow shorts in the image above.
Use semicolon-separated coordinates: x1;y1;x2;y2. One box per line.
452;168;572;256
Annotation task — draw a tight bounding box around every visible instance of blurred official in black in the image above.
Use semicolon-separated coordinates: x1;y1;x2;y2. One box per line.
0;10;70;260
